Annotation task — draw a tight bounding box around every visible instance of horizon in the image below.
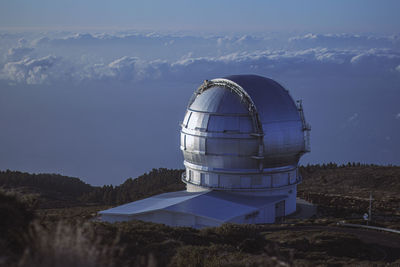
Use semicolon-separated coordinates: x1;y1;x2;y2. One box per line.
2;161;399;188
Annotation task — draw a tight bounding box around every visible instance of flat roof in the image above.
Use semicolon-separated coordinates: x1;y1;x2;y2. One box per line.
100;190;287;222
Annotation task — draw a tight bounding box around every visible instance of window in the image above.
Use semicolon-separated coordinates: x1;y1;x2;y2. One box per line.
180;134;186;150
183;112;192;127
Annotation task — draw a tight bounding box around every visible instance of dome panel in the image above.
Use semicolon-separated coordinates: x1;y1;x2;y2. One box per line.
190;86;249;114
225;75;300;123
187;112;209;131
207;115;239;132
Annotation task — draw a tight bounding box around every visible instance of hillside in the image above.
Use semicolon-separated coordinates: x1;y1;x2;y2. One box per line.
2;164;399;211
79;168;185;205
299;163;400;197
2;191;400;266
298;164;400;222
0;168;185;208
0;170;93;208
2;164;399;224
1;164;400;266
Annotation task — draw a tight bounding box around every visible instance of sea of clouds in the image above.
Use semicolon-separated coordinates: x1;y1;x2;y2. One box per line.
1;32;400;85
1;31;399;185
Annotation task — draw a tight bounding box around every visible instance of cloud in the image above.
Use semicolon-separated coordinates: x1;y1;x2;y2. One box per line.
348;113;359;122
349;49;400;74
2;47;400;84
33;33;100;46
396;113;400;119
350;49;400;63
32;32;208;47
1;55;60;84
78;56;170;82
289;33;400;50
235;35;263;45
1;31;400;85
170;48;400;79
7;46;34;61
342;112;361;129
101;56;161;81
108;56;138;78
289;33;318;41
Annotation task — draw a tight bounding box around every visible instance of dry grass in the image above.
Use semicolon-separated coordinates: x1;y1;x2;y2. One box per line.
18;221;123;267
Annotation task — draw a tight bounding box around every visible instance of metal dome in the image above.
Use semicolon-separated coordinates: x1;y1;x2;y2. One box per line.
180;75;310;193
99;74;312;227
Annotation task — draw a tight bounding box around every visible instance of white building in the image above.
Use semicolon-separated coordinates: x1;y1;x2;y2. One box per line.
100;75;310;227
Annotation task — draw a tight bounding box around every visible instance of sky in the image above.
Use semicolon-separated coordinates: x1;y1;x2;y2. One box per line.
1;0;400;33
0;1;399;185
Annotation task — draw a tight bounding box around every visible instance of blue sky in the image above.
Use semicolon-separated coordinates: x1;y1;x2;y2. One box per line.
1;0;400;33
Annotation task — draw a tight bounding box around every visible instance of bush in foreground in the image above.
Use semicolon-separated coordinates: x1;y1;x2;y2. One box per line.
18;221;123;267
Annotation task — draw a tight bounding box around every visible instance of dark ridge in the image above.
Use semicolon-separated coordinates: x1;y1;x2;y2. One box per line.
79;168;185;205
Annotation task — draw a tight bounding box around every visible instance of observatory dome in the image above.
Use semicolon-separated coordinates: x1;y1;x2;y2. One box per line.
181;75;310;192
99;75;312;227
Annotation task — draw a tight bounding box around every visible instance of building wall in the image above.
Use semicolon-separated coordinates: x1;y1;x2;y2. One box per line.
186;183;297;217
227;193;294;224
228;202;276;224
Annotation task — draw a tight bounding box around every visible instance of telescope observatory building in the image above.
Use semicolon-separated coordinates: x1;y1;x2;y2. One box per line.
100;75;311;228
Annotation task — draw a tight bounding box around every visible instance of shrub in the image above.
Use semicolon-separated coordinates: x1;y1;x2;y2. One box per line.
0;190;35;263
18;221;123;267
